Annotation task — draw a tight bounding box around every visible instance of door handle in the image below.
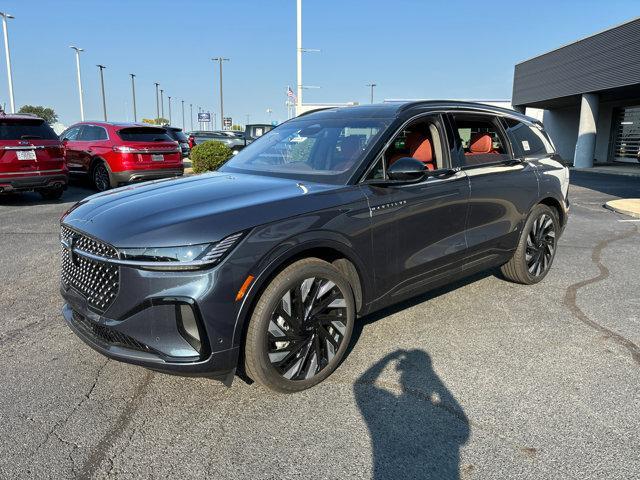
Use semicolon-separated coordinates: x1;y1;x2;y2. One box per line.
430;168;459;179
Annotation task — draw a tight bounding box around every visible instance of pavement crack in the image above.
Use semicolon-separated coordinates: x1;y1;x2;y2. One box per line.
77;370;154;479
563;226;640;365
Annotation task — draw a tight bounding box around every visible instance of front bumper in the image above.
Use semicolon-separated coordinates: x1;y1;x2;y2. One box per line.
111;167;184;185
60;259;242;380
0;172;68;193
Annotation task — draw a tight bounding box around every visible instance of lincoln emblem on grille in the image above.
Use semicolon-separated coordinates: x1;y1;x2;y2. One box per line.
65;233;79;266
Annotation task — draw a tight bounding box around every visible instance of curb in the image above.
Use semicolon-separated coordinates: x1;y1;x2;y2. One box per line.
604;199;640;218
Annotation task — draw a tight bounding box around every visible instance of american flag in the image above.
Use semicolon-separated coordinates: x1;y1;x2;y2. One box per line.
287;86;296;101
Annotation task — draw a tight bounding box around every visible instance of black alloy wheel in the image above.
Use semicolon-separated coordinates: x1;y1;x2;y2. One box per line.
244;258;355;392
525;212;556;277
267;276;348;380
501;204;559;284
93;162;111;192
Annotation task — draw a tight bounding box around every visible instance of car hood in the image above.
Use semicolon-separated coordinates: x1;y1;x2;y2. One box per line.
62;172;344;247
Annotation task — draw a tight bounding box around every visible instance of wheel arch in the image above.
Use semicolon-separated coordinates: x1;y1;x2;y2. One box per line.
538;195;565;227
231;239;369;351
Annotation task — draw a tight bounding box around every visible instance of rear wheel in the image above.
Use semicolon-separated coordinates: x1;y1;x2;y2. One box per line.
92;161;111;192
501;204;559;284
244;258;355;393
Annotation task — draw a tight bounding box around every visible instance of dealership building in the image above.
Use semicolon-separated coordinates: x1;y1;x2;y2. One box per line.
512;17;640;168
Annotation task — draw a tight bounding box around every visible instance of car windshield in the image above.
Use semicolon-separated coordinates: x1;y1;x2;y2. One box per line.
220;117;388;184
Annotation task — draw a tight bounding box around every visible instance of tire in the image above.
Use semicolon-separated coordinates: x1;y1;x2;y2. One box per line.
501;204;559;284
244;258;355;393
92;161;112;192
38;187;63;200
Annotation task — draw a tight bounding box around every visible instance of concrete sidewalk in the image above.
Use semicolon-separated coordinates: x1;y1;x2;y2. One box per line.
571;163;640;178
605;198;640;218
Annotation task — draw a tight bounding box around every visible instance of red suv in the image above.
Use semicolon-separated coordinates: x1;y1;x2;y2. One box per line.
60;122;184;191
0;114;68;199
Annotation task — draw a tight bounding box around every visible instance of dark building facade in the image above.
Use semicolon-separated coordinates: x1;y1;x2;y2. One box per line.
512;18;640;167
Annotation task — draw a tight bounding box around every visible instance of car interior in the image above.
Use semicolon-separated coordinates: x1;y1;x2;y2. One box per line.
452;115;511;166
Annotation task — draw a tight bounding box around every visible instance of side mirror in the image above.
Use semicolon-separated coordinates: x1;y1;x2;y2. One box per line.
387;157;427;182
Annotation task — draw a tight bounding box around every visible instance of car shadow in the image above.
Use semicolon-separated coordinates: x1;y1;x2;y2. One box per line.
354;348;470;479
0;179;95;207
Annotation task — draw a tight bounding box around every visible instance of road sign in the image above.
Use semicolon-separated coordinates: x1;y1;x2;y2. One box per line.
223;117;232;128
198;112;211;122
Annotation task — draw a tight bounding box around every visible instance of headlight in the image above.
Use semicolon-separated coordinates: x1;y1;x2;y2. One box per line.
120;244;210;262
82;232;246;271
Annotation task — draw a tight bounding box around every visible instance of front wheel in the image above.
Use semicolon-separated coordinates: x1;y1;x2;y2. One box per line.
244;258;355;393
501;204;559;284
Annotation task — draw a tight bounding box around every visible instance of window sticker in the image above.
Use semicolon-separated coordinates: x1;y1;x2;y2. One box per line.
522;140;530;151
290;136;307;143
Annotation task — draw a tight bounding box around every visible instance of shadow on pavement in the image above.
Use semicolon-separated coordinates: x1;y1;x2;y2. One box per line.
355;349;470;480
0;180;95;207
570;171;640;198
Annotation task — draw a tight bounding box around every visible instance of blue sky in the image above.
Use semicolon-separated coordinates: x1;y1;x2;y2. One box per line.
0;0;637;128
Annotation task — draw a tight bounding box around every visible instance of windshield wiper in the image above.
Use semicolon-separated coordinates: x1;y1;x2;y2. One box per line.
20;135;42;139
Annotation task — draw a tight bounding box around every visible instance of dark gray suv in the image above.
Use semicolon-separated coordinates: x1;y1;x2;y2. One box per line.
60;101;569;392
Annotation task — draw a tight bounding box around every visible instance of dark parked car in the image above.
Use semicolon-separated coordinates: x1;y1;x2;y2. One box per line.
60;101;569;392
164;126;190;158
0;114;67;199
243;123;274;145
60;122;183;192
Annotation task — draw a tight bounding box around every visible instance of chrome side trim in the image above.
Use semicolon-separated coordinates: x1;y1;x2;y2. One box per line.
2;145;48;150
0;168;66;176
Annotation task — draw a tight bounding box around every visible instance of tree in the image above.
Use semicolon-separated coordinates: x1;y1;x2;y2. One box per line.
141;117;169;126
231;124;243;131
18;105;58;124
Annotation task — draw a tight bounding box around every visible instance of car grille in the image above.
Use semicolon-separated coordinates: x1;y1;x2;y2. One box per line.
61;225;120;312
70;310;155;354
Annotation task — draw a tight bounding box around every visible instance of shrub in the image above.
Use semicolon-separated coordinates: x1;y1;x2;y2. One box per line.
190;141;233;174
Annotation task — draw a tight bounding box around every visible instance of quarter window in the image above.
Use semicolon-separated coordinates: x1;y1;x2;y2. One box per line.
502;117;554;157
451;114;510;166
78;125;108;141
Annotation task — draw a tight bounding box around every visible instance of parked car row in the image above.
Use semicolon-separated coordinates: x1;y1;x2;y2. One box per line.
0;114;192;198
186;123;274;153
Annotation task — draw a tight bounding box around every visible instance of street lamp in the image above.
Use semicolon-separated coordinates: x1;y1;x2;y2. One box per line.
168;95;172;125
0;12;16;113
190;103;193;131
266;108;273;123
181;100;185;130
70;46;85;121
160;89;164;120
129;74;137;122
154;82;160;122
295;0;320;114
212;57;229;129
366;83;377;104
97;64;107;121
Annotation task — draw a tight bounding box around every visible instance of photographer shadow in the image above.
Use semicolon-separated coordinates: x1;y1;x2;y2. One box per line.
354;349;470;480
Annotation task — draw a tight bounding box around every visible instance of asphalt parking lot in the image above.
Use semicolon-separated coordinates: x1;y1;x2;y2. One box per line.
1;173;639;480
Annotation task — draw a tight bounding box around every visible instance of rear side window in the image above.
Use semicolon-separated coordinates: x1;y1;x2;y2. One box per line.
502;118;554;157
78;125;108;141
450;114;511;166
168;129;188;142
0;119;58;140
118;127;172;142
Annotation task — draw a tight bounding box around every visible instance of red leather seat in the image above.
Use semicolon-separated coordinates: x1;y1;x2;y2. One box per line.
388;132;436;170
464;133;498;165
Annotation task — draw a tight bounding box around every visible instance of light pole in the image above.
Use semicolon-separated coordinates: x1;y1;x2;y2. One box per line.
130;74;137;122
97;64;107;121
181;100;185;130
0;12;16;113
266;108;273;123
366;83;377;104
212;57;229;129
70;46;85;121
190;103;193;131
168;95;172;125
154;82;160;122
160;89;164;120
295;1;320;115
